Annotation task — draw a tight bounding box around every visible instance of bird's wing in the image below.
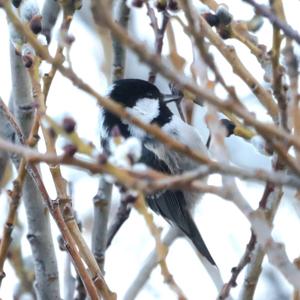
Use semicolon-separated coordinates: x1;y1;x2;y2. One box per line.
141;146;216;265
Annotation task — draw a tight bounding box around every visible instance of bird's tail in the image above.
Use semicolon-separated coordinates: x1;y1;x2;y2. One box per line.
182;215;227;294
198;254;227;295
180;212;216;266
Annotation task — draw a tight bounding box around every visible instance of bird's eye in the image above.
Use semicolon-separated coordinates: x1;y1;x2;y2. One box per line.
145;92;154;98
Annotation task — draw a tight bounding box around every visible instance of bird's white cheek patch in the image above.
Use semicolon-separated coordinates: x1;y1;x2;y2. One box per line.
126;98;160;122
125;98;160;138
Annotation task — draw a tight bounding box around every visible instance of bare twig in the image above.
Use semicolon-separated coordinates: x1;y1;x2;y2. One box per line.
206;107;298;292
124;228;182;300
63;205;117;300
218;232;256;299
91;0;130;274
6;0;300;171
2;135;300;192
88;0;300;165
0;55;112;300
239;184;283;299
134;194;187;299
0;179;23;286
0;150;10;189
145;2;169;83
200;0;266;60
243;0;300;45
197;13;278;120
270;0;288;131
30;5;112;297
92;178;113;271
112;0;130;81
8;8;61;293
106;191;133;249
51;200;99;299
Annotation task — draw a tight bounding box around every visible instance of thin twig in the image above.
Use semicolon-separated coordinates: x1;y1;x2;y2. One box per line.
64;205;117;300
30;5;112;297
112;0;130;81
270;0;288;131
92;178;113;271
200;0;266;59
106;192;134;249
0;178;23;286
91;0;130;274
218;232;256;299
88;0;300;163
134;194;187;299
243;0;300;45
197;13;278;120
239;183;283;299
145;2;169;83
206;106;298;292
8;5;61;294
6;0;300;169
0;78;113;300
2;135;300;191
124;228;181;300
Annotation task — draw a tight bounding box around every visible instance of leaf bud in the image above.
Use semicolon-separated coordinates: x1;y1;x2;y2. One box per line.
30;15;42;34
62;117;76;133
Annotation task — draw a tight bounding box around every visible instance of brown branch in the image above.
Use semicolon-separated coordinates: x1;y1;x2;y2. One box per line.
181;1;277;120
281;24;300;300
270;0;288;131
2;135;300;192
88;0;300;163
5;0;300;170
0;178;23;286
182;1;241;103
0;99;37;288
218;232;256;299
27;10;114;297
0;132;99;298
146;2;170;83
0;71;113;300
181;1;257;135
92;177;113;271
50;200;99;299
237;153;284;298
63;205;117;300
134;194;187;300
124;228;180;300
43;0;78;100
243;0;300;45
239;183;283;299
197;14;278;120
206;107;298;293
200;0;266;59
106;192;134;249
112;0;130;81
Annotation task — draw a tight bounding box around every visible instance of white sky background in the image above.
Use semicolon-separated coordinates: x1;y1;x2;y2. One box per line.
0;0;300;299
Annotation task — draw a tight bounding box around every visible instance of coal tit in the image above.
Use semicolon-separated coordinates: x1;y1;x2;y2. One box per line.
100;79;216;266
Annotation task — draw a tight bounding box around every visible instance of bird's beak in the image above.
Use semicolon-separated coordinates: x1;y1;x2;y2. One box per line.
162;94;182;104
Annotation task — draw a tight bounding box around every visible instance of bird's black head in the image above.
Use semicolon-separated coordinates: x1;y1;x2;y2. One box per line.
102;79;173;139
109;79;162;107
220;118;236;137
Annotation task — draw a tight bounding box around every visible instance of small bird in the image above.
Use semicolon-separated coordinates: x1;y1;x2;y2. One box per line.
100;79;216;265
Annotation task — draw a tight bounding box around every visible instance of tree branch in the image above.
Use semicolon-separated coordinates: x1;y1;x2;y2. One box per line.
243;0;300;45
